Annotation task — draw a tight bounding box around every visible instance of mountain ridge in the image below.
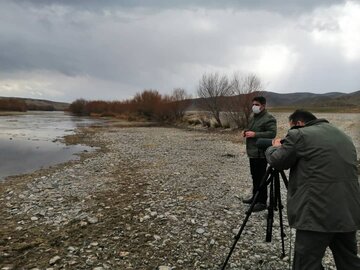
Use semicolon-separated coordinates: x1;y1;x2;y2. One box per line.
263;90;360;107
1;90;360;112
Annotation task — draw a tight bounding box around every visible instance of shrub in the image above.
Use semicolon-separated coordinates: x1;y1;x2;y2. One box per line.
0;98;27;112
69;99;89;115
100;112;116;117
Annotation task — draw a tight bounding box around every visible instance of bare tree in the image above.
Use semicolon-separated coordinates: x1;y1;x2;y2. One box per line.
69;98;89;116
170;88;192;120
225;73;263;128
197;73;232;127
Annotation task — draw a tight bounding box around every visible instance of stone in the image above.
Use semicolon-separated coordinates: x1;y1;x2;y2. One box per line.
154;235;161;241
158;266;171;270
119;251;129;257
87;217;98;224
49;256;61;265
196;228;205;234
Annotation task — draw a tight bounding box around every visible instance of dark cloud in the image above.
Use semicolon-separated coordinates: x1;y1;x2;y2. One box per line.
0;0;358;102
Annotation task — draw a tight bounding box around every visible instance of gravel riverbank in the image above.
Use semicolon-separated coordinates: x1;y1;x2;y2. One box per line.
0;116;359;270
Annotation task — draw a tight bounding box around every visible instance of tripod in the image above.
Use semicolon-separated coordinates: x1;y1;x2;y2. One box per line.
221;166;289;270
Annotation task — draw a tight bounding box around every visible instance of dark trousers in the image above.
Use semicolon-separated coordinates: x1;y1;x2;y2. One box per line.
249;158;268;204
293;230;360;270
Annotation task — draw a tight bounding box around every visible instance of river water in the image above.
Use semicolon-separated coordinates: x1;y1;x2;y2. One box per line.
0;111;104;181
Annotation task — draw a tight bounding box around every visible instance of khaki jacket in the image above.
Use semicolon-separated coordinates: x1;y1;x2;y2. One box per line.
266;119;360;232
246;110;277;158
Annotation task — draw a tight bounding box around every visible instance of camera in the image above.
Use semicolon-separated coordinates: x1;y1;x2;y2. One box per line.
256;138;284;150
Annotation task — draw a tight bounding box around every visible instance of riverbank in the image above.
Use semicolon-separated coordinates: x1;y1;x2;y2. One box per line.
0;116;359;269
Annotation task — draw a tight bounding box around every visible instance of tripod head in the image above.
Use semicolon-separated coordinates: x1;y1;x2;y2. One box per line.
266;166;288;187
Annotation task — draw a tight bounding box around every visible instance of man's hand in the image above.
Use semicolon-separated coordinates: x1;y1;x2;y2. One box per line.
243;130;256;138
272;138;282;147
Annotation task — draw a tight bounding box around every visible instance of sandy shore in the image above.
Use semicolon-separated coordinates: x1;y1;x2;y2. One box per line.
0;114;359;270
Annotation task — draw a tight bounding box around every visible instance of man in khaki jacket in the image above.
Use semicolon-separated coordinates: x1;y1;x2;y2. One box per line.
266;109;360;270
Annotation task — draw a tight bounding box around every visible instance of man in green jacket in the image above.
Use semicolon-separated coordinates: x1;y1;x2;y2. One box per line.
242;96;277;212
265;109;360;270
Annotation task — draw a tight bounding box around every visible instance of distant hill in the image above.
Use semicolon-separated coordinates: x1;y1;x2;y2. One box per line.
263;90;360;108
0;97;69;111
187;90;360;112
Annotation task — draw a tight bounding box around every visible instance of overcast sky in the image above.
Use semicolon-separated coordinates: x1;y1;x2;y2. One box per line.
0;0;359;102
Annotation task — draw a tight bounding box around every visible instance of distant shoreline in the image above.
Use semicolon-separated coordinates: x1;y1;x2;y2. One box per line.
0;111;27;116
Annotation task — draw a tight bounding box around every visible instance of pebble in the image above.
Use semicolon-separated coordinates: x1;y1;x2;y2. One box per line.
196;228;205;234
87;217;98;224
1;121;356;269
49;256;61;265
158;266;171;270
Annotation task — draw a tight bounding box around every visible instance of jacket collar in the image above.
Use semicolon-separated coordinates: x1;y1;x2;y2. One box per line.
290;118;329;130
305;118;329;126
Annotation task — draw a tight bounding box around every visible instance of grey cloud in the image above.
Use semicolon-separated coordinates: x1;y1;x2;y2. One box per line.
0;0;358;102
283;49;360;93
13;0;345;15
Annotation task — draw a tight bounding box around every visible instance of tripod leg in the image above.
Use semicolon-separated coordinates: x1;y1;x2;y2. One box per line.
220;166;274;270
275;175;286;258
266;174;274;242
280;170;289;189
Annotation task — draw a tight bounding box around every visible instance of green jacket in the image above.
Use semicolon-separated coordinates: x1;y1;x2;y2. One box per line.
246;110;277;158
266;119;360;232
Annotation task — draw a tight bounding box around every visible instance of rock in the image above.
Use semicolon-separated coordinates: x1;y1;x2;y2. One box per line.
86;257;96;266
80;221;88;226
67;246;77;253
167;215;178;221
140;215;150;222
158;266;171;270
1;266;14;270
119;251;129;257
154;235;161;241
87;217;98;224
196;228;205;234
49;256;61;265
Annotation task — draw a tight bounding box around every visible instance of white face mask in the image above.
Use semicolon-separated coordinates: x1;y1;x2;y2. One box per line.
252;105;261;114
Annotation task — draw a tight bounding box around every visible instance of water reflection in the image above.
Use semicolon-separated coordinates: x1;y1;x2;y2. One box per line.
0;111;104;181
